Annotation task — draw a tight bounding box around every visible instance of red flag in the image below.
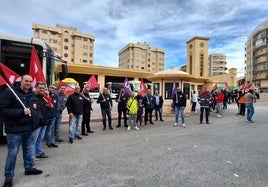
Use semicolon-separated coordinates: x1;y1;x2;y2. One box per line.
58;81;75;97
42;93;53;108
0;62;21;84
139;79;147;97
85;75;99;90
29;47;46;87
246;83;253;90
240;83;245;91
212;83;217;91
0;75;7;86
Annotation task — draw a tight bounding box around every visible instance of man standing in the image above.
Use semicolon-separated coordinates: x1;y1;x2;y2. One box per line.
143;89;155;125
154;90;164;122
66;85;84;143
198;88;212;124
81;86;94;136
173;87;187;128
116;86;129;128
244;89;258;123
0;75;43;187
97;87;113;130
54;84;67;142
44;85;58;148
34;82;51;159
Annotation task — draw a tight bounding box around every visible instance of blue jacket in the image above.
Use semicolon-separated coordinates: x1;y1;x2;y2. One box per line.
0;83;43;134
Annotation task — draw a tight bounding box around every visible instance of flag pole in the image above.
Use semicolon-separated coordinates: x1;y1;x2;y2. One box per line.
5;83;31;116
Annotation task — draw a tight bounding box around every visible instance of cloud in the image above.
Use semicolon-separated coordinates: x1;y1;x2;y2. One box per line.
0;0;268;74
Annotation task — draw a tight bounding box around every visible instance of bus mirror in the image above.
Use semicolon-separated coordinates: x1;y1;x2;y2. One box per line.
62;64;68;76
59;64;68;80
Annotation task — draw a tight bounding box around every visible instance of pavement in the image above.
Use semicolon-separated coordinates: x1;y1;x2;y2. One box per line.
0;93;268;187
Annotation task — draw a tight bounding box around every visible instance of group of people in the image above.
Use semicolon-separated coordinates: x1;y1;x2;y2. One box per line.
0;75;259;187
97;86;164;132
0;75;67;187
193;87;258;125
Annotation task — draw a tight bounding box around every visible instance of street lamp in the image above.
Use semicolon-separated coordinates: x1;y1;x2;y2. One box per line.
232;35;253;83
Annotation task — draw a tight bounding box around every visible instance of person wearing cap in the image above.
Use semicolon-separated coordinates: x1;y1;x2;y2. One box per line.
244;89;258;123
116;86;129;128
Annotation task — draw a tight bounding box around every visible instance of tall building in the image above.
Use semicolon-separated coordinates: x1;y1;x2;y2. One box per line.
208;53;227;76
186;36;209;77
246;20;268;92
118;42;165;72
32;23;95;64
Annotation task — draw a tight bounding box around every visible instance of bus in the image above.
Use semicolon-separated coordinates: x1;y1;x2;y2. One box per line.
0;33;67;142
106;81;151;98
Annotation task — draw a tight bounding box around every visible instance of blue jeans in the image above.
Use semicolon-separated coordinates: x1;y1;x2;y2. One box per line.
4;132;36;179
175;106;185;124
246;104;254;121
35;126;47;156
69;115;83;138
44;117;56;145
54;113;62;141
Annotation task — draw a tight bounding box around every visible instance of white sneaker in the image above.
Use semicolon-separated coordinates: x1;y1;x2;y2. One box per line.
182;123;185;128
134;126;139;130
174;123;178;126
127;126;131;131
217;114;222;117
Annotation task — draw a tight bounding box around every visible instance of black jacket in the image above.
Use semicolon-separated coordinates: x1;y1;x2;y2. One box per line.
36;95;51;126
116;91;129;110
0;82;43;134
83;92;93;113
66;93;85;115
97;93;112;109
173;91;187;107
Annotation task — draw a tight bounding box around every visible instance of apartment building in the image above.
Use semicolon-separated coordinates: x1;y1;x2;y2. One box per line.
32;23;95;64
118;42;165;72
209;53;227;76
246;20;268;92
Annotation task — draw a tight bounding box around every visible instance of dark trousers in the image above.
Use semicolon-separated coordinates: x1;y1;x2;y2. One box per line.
144;108;153;124
101;108;112;128
154;106;163;120
118;108;127;127
239;104;245;115
200;107;210;123
191;102;197;111
82;110;91;133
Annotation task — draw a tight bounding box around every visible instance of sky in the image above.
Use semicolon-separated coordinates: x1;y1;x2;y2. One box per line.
1;0;268;77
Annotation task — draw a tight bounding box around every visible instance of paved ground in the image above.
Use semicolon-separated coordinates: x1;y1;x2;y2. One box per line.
0;94;267;187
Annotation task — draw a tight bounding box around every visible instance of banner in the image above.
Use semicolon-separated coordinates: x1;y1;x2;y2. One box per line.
29;47;46;87
139;78;147;96
123;77;132;95
85;75;99;90
0;62;21;84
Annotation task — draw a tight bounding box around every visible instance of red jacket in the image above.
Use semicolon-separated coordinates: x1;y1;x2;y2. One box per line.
216;93;224;103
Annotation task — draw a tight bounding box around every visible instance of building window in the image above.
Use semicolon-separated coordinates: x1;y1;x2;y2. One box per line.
83;45;88;49
164;82;179;99
83;52;87;56
89;53;92;57
83;60;87;63
64;53;68;57
64;38;69;42
64;46;68;50
200;53;204;76
83;38;88;42
42;30;47;34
